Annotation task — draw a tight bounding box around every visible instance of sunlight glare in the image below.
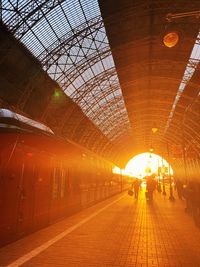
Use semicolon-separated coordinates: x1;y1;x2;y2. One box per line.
113;153;173;179
125;153;173;178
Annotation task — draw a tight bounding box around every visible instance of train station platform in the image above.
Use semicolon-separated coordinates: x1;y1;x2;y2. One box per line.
1;188;200;267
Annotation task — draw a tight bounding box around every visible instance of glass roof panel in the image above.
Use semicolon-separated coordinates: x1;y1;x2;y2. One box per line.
1;0;131;141
164;31;200;133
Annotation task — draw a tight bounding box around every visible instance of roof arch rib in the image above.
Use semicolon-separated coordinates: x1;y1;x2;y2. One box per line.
2;0;200;165
38;16;104;64
0;0;133;162
1;0;65;39
70;67;132;141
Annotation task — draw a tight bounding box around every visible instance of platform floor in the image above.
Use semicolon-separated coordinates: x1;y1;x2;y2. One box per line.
1;188;200;267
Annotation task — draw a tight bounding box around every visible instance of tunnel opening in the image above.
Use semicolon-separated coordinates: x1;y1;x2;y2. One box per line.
113;152;174;181
124;152;174;179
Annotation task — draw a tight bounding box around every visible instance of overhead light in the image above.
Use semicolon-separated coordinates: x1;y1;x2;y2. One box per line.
145;167;151;173
163;31;179;48
149;148;154;152
163;10;200;49
151;127;158;133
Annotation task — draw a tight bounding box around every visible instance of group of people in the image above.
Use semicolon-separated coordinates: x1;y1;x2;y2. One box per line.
130;174;157;201
130;176;200;227
130;175;197;208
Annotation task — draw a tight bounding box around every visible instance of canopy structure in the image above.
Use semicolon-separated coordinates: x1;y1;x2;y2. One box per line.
0;0;200;168
99;0;200;162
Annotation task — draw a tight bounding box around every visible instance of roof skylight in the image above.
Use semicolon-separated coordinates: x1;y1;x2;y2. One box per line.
1;0;131;141
164;31;200;132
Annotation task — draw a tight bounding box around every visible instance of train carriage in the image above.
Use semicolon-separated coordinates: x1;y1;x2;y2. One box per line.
0;109;127;246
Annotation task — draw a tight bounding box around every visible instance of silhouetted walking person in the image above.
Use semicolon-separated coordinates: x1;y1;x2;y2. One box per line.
133;178;141;199
175;179;184;199
146;175;156;201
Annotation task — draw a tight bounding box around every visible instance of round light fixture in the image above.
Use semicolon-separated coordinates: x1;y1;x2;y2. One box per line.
163;31;179;48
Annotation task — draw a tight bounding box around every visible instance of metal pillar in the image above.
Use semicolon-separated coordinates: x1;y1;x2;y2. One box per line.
167;143;175;201
162;156;166;196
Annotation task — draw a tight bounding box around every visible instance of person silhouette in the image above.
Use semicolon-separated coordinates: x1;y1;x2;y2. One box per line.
132;178;141;199
146;174;156;201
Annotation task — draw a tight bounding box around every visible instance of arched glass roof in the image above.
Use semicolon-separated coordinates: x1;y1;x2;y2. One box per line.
1;0;132;142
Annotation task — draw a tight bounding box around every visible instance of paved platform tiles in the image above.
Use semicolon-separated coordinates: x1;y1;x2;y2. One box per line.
1;189;200;267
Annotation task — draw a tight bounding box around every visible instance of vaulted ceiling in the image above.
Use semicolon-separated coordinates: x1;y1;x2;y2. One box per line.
99;0;200;160
0;0;200;167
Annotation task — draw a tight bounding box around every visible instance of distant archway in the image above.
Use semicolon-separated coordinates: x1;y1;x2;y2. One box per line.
124;152;173;179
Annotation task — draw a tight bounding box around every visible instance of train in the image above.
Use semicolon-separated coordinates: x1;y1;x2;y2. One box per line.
0;109;128;247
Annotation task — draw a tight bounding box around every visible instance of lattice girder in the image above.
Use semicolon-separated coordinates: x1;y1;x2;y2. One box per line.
1;0;65;38
39;16;104;65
